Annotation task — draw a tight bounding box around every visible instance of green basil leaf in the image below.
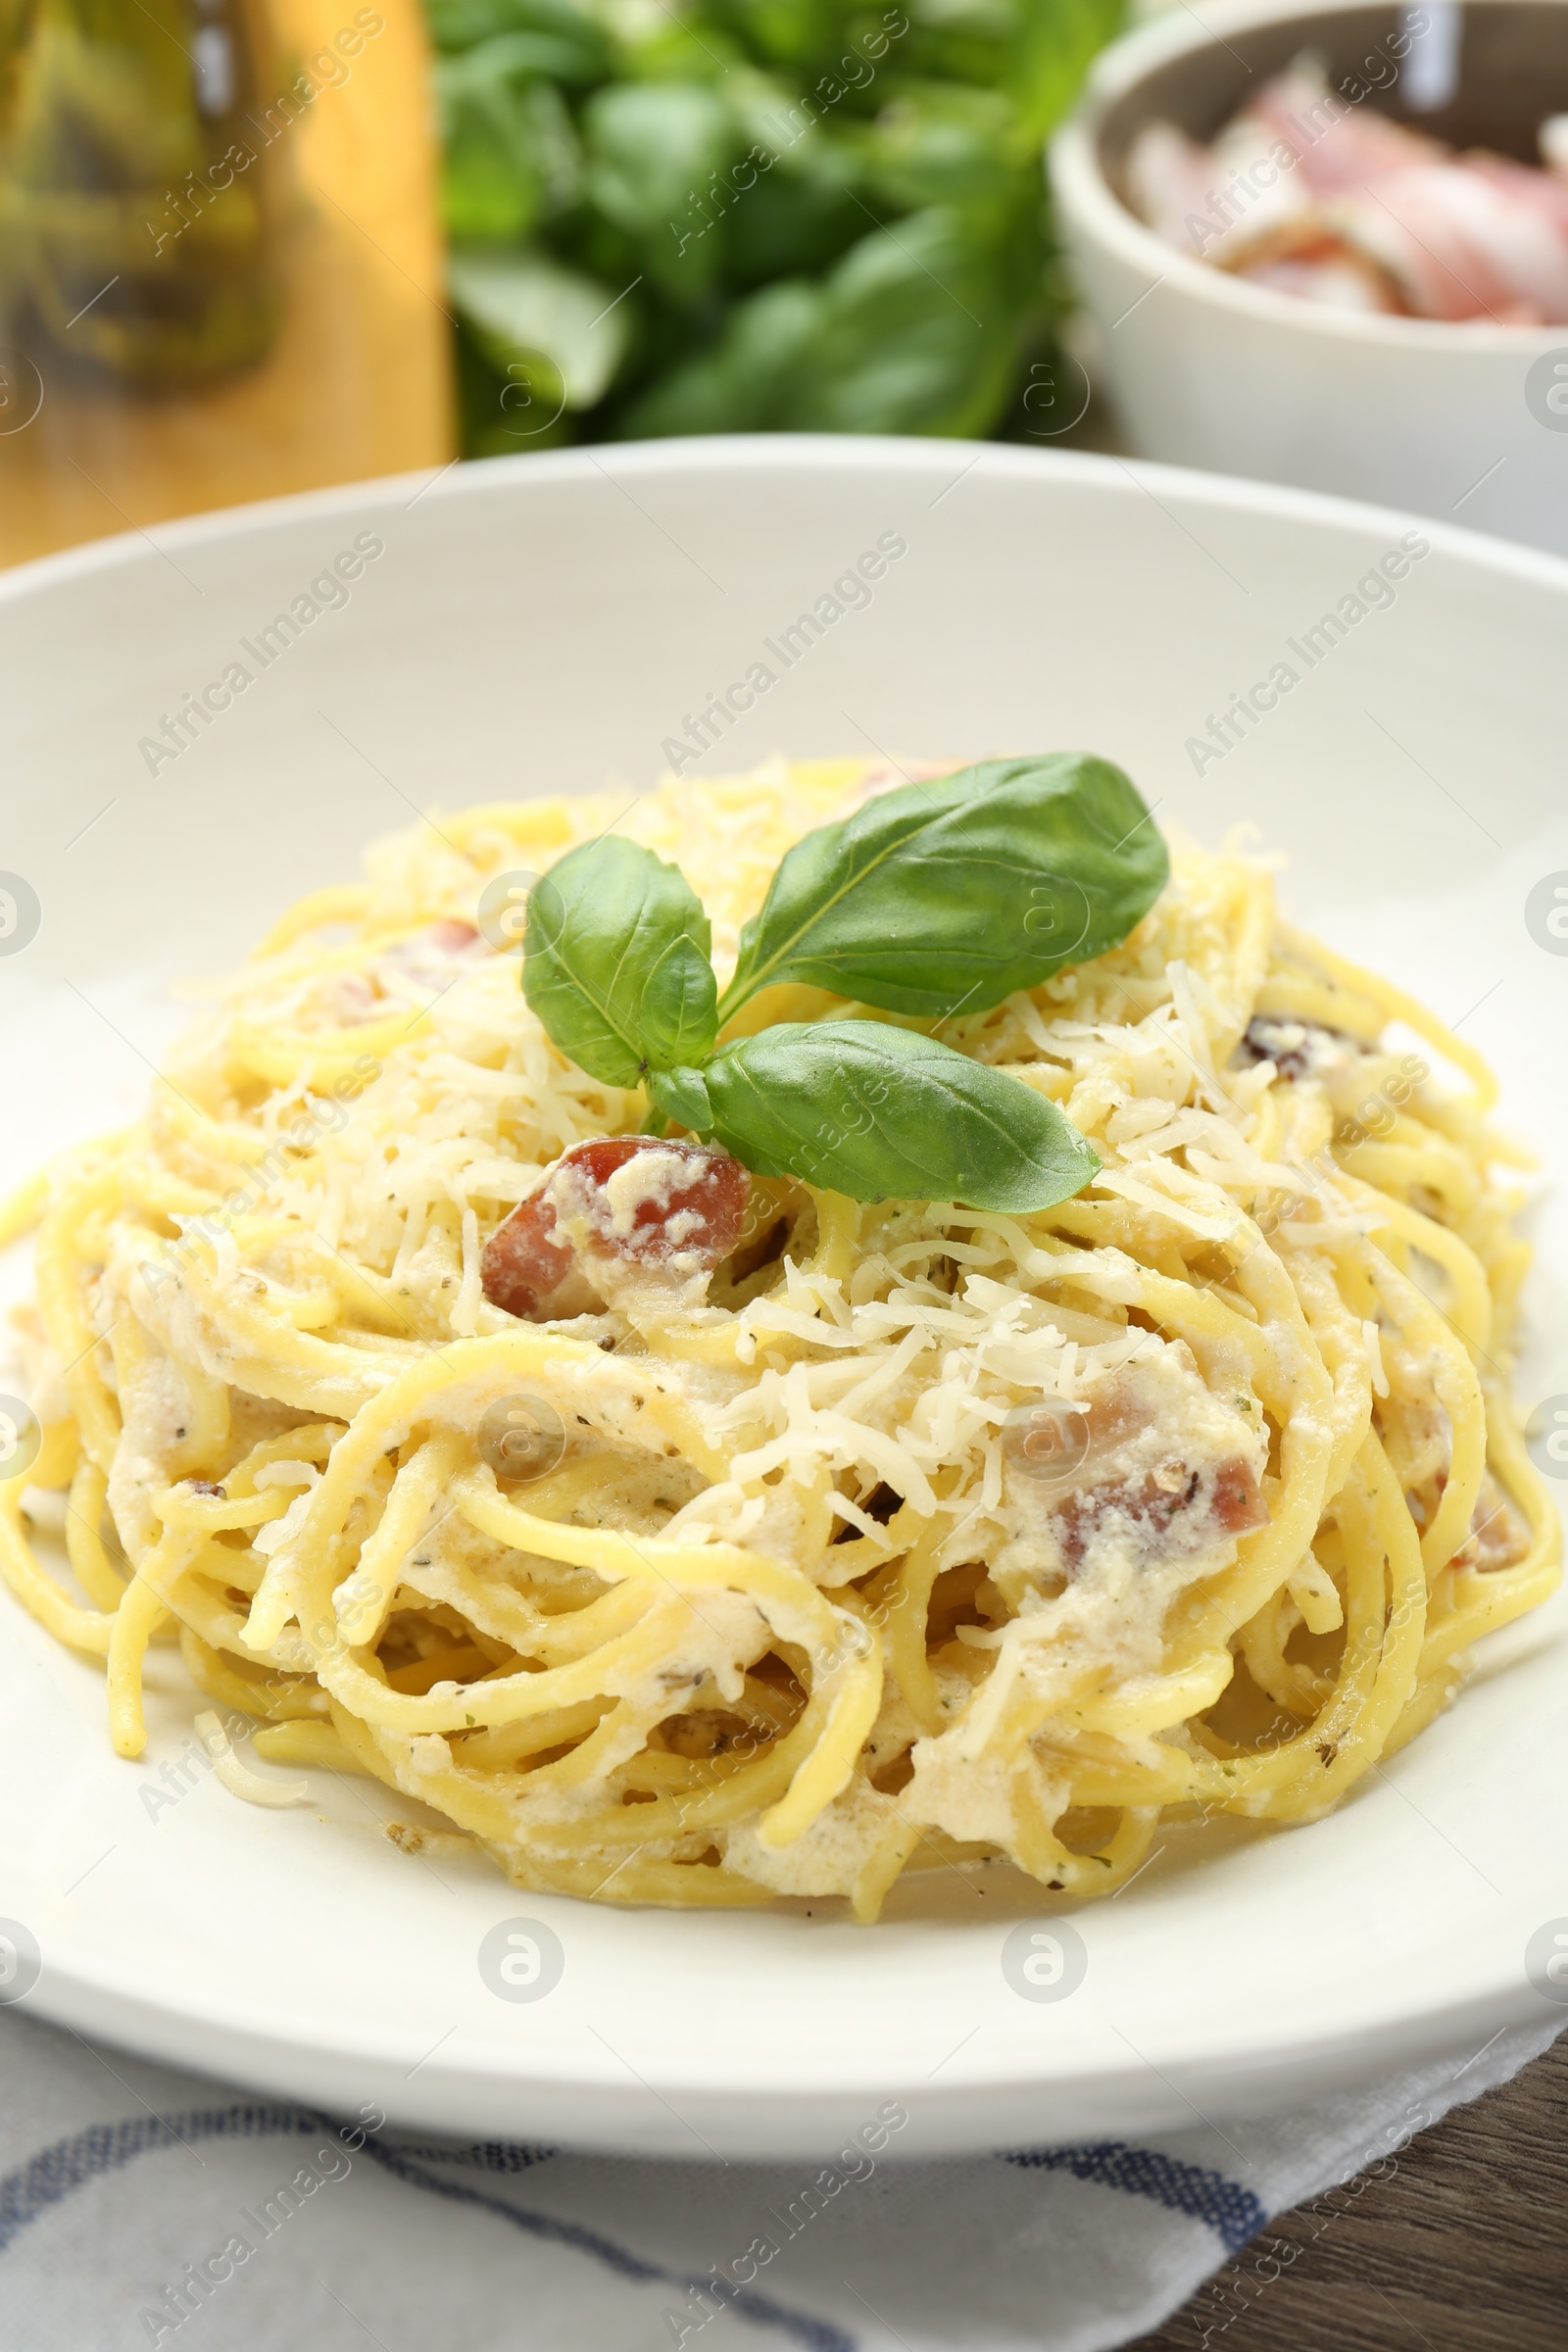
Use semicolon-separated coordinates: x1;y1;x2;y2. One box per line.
449;247;624;411
583;81;737;297
862;87;1015;214
621;210;1015;443
694;1018;1099;1211
647;1064;713;1132
719;754;1168;1021
524;838;717;1086
425;0;610;74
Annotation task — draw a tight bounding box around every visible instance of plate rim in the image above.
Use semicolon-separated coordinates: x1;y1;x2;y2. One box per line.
6;432;1568;616
19;1923;1559;2157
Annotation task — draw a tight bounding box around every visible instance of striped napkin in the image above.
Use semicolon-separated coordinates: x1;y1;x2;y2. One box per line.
0;2005;1556;2351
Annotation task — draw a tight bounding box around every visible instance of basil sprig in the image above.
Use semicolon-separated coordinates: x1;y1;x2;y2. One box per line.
522;755;1165;1210
717;754;1169;1021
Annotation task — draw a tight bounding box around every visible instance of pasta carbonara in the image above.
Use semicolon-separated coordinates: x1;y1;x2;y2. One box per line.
1;758;1557;1919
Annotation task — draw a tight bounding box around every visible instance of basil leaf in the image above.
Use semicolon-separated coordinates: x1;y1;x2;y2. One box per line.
648;1064;712;1133
449;247;625;410
694;1019;1100;1211
524;838;717;1086
719;754;1168;1022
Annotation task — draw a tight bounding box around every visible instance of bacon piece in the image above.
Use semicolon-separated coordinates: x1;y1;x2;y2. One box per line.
1402;1417;1532;1575
1238;1015;1316;1079
1245;66;1442;197
480;1195;579;1321
381;922;489;991
1009;1362;1270;1575
481;1138;750;1321
328;971;380;1025
1128;57;1568;325
1235;1015;1357;1080
1212;1455;1270;1531
322;920;486;1026
1238;240;1406;315
1051;1452;1267;1571
1453;1472;1532;1575
1325;163;1568;323
1124;121;1226;253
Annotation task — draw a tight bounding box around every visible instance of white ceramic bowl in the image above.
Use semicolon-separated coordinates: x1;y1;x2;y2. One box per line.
1051;0;1568;554
3;439;1568;2159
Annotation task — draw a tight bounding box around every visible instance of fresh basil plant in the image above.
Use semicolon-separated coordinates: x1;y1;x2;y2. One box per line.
521;754;1168;1212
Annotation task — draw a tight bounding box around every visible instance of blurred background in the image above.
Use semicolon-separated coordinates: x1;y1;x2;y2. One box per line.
2;0;1565;565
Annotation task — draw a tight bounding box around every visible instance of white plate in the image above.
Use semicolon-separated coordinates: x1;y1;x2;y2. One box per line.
4;438;1567;2161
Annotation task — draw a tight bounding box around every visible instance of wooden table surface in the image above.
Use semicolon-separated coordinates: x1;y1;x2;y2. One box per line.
1129;2031;1568;2352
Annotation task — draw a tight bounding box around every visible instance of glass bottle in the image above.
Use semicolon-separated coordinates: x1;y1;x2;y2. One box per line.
0;0;453;564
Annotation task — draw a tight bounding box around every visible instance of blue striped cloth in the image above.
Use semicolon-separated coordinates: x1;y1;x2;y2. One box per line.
0;2009;1555;2351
